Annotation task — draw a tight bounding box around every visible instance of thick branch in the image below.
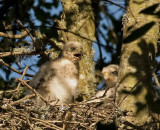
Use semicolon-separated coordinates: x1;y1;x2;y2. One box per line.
0;47;56;58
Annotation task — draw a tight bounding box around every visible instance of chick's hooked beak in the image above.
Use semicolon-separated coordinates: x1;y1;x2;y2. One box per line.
103;72;110;80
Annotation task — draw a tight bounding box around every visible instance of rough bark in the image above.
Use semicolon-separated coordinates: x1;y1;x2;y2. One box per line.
116;0;160;129
57;0;97;100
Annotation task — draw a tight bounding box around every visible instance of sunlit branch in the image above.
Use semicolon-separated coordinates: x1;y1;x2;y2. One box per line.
0;31;28;39
152;72;160;90
0;47;56;58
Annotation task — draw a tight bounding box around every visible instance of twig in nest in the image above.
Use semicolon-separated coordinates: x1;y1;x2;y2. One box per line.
48;120;88;129
16;78;49;105
35;122;60;130
2;104;62;130
9;94;35;106
31;117;62;130
63;112;71;130
49;120;89;125
0;90;16;95
0;59;33;77
26;118;34;129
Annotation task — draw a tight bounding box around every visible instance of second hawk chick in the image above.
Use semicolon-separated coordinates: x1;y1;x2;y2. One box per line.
28;41;83;106
96;64;119;98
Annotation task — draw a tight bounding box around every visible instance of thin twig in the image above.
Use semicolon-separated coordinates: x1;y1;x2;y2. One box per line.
16;20;35;45
54;20;67;42
103;0;126;10
1;23;116;52
0;59;33;77
56;26;95;43
118;65;157;106
153;72;160;90
10;66;29;99
96;29;104;68
16;79;49;105
76;16;90;32
106;66;159;123
17;66;29;90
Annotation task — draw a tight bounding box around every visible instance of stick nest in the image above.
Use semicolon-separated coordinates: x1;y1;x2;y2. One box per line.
0;96;117;130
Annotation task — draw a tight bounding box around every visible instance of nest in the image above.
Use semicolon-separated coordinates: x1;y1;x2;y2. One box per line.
0;95;117;130
0;66;117;130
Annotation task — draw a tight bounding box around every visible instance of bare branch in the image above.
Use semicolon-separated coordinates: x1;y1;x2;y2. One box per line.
0;59;34;77
16;79;49;105
16;20;35;45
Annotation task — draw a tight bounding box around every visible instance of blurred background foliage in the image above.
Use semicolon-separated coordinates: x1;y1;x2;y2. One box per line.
0;0;127;92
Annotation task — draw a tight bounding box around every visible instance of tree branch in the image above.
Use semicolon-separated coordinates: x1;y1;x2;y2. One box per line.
16;19;35;44
16;79;49;105
0;59;34;77
0;31;28;39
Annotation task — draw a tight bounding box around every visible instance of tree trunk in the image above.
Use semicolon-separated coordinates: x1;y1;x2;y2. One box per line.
57;0;97;100
116;0;160;129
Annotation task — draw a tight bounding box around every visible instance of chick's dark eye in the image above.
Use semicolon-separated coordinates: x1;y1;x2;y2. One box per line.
70;47;76;52
112;71;118;76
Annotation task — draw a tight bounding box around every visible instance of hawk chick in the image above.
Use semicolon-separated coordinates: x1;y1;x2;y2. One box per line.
96;64;119;98
28;41;83;105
